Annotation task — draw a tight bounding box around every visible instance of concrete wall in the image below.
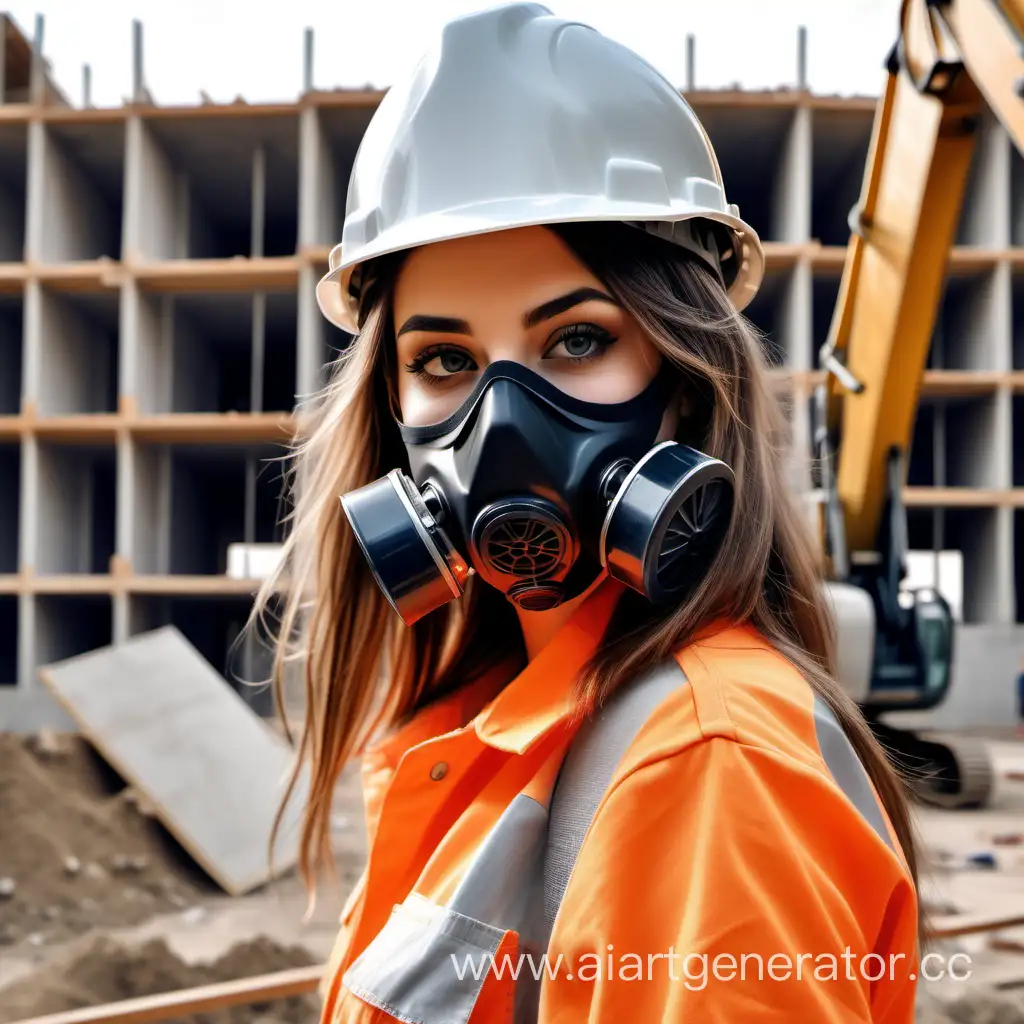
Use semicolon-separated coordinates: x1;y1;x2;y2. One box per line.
0;87;1023;732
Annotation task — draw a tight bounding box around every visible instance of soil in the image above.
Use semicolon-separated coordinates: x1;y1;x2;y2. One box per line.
0;731;214;948
919;990;1024;1024
0;935;319;1024
7;728;1024;1024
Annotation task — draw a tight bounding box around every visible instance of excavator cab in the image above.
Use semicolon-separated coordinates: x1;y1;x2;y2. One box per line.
854;448;953;714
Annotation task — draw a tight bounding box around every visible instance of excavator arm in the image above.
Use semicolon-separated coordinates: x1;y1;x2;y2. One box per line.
818;0;1024;806
821;0;1024;562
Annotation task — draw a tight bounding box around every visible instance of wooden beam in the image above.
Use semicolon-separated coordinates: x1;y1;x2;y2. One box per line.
131;256;300;293
904;486;1009;507
928;907;1024;939
761;241;806;269
31;259;123;292
0;262;28;291
8;953;322;1024
128;411;295;444
920;370;1005;396
29;415;121;443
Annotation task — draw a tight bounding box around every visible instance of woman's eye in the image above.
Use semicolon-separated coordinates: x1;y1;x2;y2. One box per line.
408;347;477;378
427;350;474;375
546;324;617;361
559;334;597;357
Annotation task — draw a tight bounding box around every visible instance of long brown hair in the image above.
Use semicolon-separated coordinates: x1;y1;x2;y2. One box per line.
258;221;920;917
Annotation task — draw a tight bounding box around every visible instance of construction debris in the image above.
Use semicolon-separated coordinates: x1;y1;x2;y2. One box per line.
0;935;319;1024
40;627;308;896
919;989;1024;1024
0;732;207;946
993;835;1024;848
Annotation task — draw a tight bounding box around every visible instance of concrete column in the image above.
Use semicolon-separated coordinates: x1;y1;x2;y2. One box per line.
0;16;7;105
17;593;34;690
772;106;811;243
122;117;178;261
937;265;1007;371
251;146;266;259
992;261;1013;373
993;256;1015;623
18;434;37;577
124;440;172;575
298;107;336;249
23;120;45;263
21;279;41;413
296;264;324;400
115;430;134;571
958;117;1010;247
121;117;142;261
30;15;44;105
995;506;1015;624
16;431;39;702
783;259;813;372
118;280;139;413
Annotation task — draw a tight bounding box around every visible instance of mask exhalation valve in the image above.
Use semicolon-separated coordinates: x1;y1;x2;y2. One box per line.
340;468;471;626
600;442;734;604
471;498;576;611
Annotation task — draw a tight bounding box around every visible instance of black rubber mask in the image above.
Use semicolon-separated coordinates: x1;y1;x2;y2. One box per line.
341;359;735;625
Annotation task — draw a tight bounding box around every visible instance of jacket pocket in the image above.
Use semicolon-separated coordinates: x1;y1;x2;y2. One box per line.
342;892;513;1024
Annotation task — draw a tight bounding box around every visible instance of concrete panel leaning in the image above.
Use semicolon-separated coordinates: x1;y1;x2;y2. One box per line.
38;624;306;895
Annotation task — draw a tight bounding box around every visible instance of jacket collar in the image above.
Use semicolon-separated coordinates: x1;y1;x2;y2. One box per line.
473;575;626;754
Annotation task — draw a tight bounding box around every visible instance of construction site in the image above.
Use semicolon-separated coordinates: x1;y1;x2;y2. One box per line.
3;4;1024;1022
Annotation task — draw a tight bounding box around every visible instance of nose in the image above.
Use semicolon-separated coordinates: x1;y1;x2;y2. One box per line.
455;378;566;498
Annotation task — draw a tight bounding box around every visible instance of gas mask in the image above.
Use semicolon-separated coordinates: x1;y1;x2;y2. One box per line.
341;360;735;625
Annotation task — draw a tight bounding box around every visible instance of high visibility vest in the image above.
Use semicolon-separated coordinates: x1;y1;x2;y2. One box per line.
320;577;919;1023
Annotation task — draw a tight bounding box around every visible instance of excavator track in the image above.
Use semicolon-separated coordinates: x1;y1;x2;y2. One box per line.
908;732;994;810
869;723;995;810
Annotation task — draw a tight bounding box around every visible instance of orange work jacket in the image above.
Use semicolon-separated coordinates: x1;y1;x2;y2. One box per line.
319;576;919;1023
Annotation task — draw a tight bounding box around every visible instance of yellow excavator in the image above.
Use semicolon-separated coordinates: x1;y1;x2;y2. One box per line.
821;0;1024;807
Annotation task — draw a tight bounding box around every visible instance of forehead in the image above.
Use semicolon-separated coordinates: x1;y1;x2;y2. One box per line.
393;226;602;314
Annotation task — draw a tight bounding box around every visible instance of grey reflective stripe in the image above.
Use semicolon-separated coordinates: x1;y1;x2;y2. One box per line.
449;793;548;949
541;659;689;939
344;795;551;1024
813;694;895;853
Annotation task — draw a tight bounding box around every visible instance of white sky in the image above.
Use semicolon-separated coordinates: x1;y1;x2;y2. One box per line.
6;1;899;108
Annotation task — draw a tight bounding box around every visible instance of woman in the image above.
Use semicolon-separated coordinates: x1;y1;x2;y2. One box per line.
262;4;920;1021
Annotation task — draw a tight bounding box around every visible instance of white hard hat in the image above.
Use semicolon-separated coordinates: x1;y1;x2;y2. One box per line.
317;2;764;334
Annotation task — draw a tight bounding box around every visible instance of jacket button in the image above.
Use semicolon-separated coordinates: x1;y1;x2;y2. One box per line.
429;761;449;781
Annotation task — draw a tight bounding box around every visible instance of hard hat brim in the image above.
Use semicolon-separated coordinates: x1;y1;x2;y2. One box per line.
316;202;764;335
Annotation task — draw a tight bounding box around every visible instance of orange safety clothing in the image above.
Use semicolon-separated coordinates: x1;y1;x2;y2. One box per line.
319;576;919;1023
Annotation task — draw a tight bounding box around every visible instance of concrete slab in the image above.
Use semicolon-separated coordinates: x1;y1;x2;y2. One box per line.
39;625;308;895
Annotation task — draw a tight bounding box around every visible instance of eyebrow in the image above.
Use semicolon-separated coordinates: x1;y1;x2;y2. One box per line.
396;314;470;338
522;287;619;328
395;286;620;339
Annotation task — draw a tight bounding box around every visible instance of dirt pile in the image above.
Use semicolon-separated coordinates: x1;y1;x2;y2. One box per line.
919;990;1024;1024
0;935;318;1024
0;731;211;947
